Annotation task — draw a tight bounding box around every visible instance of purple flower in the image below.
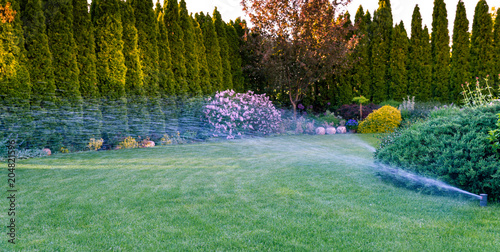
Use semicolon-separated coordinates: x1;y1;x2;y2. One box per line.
298;104;305;110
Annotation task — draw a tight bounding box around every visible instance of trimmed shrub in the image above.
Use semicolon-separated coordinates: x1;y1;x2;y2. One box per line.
204;90;282;139
358;105;402;133
336;103;380;120
375;105;500;202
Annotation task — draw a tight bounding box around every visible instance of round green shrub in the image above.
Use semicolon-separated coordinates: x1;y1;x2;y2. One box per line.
358;105;402;133
375;105;500;202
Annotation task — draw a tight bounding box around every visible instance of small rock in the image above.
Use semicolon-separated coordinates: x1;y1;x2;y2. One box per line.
315;127;326;135
337;126;346;134
143;141;155;148
42;148;51;156
326;127;336;135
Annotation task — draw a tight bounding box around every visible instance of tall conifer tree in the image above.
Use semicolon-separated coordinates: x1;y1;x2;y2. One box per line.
213;7;233;90
470;0;493;81
45;0;84;149
493;8;500;83
450;0;470;102
431;0;450;101
131;0;165;138
388;22;409;101
73;0;102;141
120;1;149;139
192;15;211;94
91;0;129;144
179;0;201;95
421;25;433;101
226;22;244;92
370;1;392;103
352;6;371;98
164;0;187;94
196;12;223;91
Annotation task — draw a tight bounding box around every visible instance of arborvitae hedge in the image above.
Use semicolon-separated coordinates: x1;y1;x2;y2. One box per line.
470;0;493;82
213;7;233;90
91;0;129;145
388;22;409;101
179;0;201;95
196;12;223;92
132;0;165;139
73;0;102;141
494;8;500;84
352;6;371;98
408;5;424;101
120;1;149;139
226;22;244;93
45;0;84;150
421;26;433;101
192;15;211;95
450;0;469;102
431;0;450;102
155;1;176;97
164;0;187;95
370;1;392;103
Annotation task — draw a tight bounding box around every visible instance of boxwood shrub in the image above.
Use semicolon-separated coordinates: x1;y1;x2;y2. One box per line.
375;105;500;202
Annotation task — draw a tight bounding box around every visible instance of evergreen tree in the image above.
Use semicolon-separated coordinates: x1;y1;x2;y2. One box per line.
91;0;129;145
45;0;84;149
421;25;433;101
120;1;149;139
192;15;211;94
0;0;32;144
131;0;165;139
470;0;493;82
179;0;201;95
226;22;244;92
20;0;56;148
408;5;431;101
164;0;187;94
196;12;223;91
431;0;450;101
352;6;371;98
155;1;176;97
370;1;392;103
388;22;409;101
212;7;233;90
73;0;102;141
493;8;500;82
450;0;470;102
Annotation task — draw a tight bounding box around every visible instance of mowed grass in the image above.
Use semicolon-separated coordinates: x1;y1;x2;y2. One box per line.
1;134;499;251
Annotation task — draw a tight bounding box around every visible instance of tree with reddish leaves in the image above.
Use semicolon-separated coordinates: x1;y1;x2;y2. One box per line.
241;0;356;117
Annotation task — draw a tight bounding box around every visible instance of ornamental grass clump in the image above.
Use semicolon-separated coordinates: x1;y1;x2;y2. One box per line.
358;105;401;134
204;90;282;139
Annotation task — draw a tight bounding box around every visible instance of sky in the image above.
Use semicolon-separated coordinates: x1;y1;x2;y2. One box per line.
181;0;497;38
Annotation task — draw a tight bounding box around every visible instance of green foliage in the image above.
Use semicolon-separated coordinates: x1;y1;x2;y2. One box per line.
431;0;450;102
120;0;149;138
352;6;371;98
179;0;201;95
379;99;401;108
164;0;187;94
196;12;223;92
461;76;495;108
92;0;129;144
358;105;401;134
225;22;244;93
155;2;176;97
494;8;500;83
192;15;211;95
212;7;232;91
470;0;494;83
375;105;500;202
450;1;470;103
388;22;408;101
487;113;500;156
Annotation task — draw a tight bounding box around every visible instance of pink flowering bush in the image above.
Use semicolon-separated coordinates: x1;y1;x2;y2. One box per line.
204;90;282;139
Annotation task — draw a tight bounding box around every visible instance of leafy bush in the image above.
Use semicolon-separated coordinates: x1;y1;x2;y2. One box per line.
375;105;500;202
118;136;139;149
204;90;282;139
87;138;104;151
313;110;341;127
336;103;380;120
380;99;401;108
358;105;402;133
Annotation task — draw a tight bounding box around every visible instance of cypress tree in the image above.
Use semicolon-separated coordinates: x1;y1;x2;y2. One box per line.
192;15;211;94
408;5;431;101
196;12;223;92
164;0;187;94
213;7;233;90
131;0;165;139
493;8;500;82
45;0;84;149
73;0;102;141
370;1;392;103
470;0;493;82
388;22;409;101
91;0;128;145
120;1;149;139
20;0;56;148
352;6;372;98
226;22;244;92
431;0;450;101
450;0;470;102
179;0;201;95
421;25;433;101
0;0;32;144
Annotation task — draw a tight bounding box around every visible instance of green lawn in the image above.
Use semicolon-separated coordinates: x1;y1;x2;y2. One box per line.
1;134;499;251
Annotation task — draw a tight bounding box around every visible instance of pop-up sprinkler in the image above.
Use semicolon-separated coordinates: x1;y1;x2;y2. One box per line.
479;194;488;207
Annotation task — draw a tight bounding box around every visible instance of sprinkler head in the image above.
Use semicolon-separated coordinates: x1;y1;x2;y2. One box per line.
480;194;487;207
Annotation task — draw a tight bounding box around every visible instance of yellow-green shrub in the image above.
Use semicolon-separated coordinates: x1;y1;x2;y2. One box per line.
118;136;139;149
358;105;401;133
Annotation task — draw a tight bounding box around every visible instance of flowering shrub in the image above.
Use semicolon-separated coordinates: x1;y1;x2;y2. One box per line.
461;76;495;108
118;136;139;149
358;105;401;133
87;138;104;151
345;119;358;130
204;90;282;139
